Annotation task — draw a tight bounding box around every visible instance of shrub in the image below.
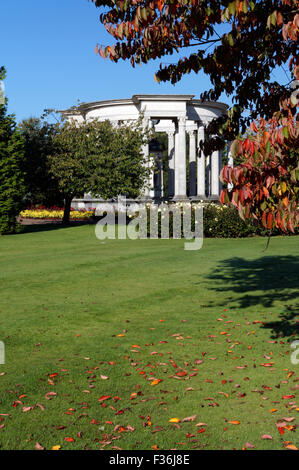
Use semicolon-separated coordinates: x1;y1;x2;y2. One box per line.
141;202;298;238
202;203;259;238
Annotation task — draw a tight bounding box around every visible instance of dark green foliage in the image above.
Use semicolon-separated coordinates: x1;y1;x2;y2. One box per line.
48;117;151;223
0;68;26;234
143;203;299;239
19;118;63;207
89;120;150;200
202;204;260;238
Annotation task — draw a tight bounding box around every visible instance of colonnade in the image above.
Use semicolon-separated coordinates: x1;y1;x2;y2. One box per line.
143;118;222;201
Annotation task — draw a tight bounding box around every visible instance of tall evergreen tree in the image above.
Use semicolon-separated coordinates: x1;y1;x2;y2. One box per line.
0;67;26;234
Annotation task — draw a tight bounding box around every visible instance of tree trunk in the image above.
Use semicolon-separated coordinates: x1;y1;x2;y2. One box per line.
63;196;72;224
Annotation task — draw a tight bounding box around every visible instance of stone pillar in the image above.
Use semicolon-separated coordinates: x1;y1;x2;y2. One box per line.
167;131;175;199
210;150;220;199
206;155;211;197
219;150;223;194
154;152;163;200
196;126;206;199
160;158;164;199
142;118;154;200
174;131;179;196
227;142;234;191
188;130;196;197
173;117;188;200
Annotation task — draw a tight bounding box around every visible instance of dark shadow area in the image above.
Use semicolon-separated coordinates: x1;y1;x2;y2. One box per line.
19;219;98;235
261;304;298;340
205;255;299;339
18;213;138;235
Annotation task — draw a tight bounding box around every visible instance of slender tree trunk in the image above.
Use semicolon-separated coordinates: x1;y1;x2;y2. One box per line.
63;196;72;224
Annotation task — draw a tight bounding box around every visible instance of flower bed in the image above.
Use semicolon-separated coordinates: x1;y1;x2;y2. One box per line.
20;206;95;220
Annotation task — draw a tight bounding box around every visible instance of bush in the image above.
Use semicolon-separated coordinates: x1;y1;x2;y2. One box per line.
203;203;259;238
202;203;298;237
140;202;298;238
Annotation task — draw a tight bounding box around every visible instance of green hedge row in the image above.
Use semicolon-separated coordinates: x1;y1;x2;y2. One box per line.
140;203;298;238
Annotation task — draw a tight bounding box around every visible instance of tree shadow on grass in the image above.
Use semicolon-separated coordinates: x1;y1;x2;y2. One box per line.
18;214;136;235
205;255;299;339
18;220;97;235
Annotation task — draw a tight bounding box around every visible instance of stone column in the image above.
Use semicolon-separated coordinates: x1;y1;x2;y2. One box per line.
219;150;223;194
173;117;188;200
188;130;196;197
160;158;164;199
196;126;206;199
154;152;163;200
167;131;175;199
227;142;234;191
210;150;220;199
142;118;154;200
206;155;211;197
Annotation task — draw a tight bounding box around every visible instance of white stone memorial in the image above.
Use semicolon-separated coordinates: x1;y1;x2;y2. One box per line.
61;94;228;210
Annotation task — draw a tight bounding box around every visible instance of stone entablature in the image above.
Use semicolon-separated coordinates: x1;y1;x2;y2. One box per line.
62;94;229;209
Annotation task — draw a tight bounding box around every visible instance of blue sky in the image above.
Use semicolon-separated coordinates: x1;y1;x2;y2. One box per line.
1;1;291;123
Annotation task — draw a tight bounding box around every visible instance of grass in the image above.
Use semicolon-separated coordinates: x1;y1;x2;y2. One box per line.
0;224;298;450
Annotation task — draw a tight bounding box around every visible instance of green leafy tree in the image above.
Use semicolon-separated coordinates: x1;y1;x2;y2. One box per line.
48;116;151;223
19;117;63;207
0;67;26;235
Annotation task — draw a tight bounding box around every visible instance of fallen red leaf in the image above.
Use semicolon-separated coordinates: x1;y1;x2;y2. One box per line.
98;395;111;402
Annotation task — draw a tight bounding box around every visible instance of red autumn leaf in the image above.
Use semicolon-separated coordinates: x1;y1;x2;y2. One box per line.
45;392;57;400
98;46;106;59
35;442;45;450
22;406;34;412
182;415;197;422
263;186;269;198
267;212;274;229
98;395;111;402
175;370;188;377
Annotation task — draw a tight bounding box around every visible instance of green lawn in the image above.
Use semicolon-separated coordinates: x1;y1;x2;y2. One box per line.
0;225;298;450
